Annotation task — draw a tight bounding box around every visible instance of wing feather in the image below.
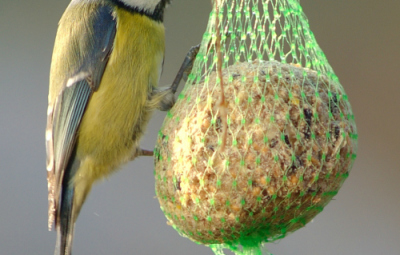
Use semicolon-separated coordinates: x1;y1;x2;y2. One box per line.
46;3;116;230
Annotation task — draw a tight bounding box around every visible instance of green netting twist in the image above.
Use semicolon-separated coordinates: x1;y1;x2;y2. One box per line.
154;0;358;254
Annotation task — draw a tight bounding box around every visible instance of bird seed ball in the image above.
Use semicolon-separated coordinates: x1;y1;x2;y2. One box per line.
154;60;357;246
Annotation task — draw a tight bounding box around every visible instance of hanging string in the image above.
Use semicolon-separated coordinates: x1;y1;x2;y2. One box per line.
214;0;228;152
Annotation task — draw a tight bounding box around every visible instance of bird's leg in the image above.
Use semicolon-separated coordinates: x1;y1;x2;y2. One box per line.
156;44;201;111
131;148;154;160
138;44;201;159
170;43;200;94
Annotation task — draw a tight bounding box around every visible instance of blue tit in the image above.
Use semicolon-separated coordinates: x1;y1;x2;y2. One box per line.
46;0;174;254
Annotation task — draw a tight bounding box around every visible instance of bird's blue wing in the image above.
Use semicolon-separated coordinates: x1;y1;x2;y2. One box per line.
46;4;116;231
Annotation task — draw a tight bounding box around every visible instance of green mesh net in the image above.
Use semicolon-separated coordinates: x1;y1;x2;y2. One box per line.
154;0;358;254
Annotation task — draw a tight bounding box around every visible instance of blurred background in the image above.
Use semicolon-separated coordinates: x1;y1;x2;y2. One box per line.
0;0;399;254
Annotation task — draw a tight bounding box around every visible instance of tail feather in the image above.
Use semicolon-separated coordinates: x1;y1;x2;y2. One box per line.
55;186;75;255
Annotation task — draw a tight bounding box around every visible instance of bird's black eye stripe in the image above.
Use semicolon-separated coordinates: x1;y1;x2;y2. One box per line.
110;0;168;22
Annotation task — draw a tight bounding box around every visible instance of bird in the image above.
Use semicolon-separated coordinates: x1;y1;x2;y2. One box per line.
45;0;179;254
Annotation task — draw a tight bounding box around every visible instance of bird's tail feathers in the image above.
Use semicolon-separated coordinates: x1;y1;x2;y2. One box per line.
54;187;75;255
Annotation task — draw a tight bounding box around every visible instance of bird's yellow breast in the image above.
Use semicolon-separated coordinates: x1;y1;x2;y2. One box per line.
76;7;165;180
